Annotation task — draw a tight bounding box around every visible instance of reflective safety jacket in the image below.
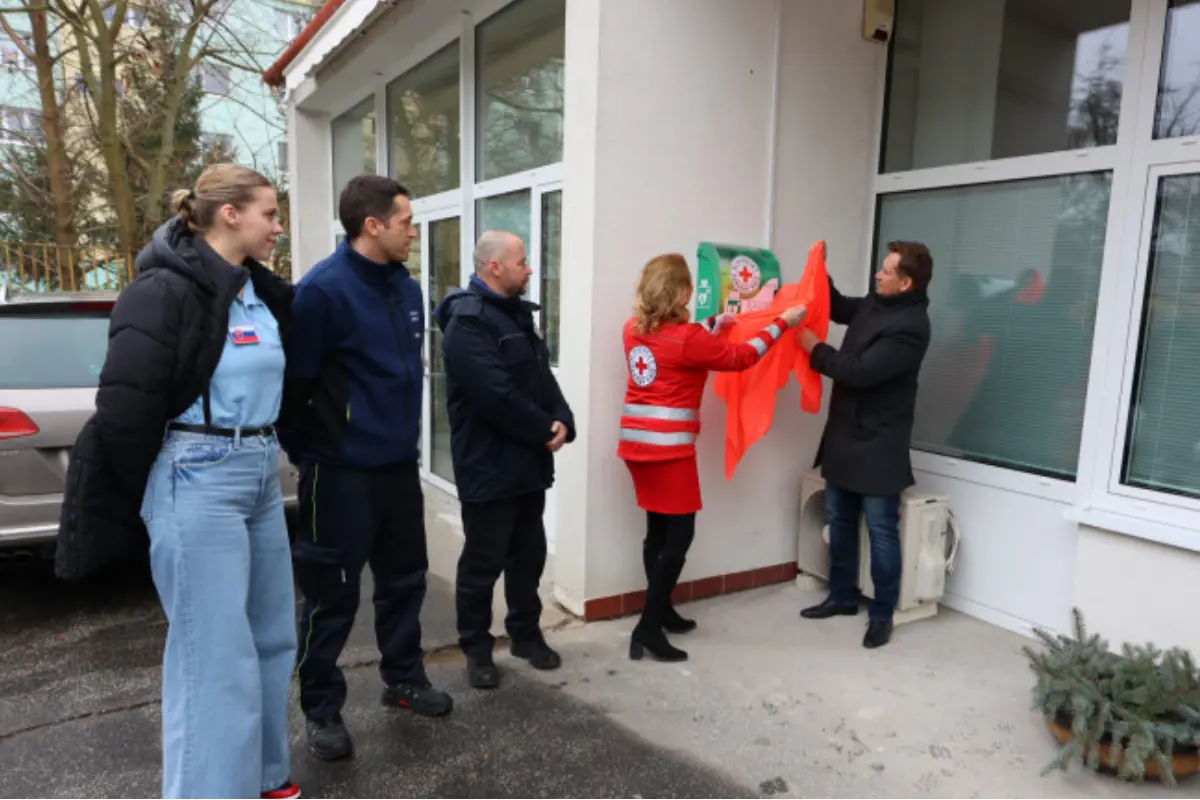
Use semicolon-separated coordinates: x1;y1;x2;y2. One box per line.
618;314;791;463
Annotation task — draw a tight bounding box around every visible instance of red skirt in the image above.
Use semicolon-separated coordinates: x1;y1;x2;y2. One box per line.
625;457;702;515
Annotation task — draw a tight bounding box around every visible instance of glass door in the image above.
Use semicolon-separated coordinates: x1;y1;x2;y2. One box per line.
418;214;463;487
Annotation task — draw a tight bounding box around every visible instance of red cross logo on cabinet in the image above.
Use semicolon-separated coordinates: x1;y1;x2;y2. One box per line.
730;255;761;294
628;344;657;387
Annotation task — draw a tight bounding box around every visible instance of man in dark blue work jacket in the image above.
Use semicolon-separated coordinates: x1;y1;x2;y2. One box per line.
280;175;452;761
435;230;575;691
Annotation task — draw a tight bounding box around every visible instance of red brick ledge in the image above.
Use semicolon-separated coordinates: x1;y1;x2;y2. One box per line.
583;561;798;622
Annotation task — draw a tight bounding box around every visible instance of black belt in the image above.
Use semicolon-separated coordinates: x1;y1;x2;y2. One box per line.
167;422;276;438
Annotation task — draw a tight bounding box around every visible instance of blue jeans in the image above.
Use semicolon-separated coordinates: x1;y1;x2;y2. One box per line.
141;431;297;798
825;483;901;621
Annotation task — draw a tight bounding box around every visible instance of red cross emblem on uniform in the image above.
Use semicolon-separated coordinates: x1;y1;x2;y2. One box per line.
629;344;657;387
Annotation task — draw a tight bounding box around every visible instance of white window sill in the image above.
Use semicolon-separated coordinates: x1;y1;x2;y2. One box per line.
1064;505;1200;555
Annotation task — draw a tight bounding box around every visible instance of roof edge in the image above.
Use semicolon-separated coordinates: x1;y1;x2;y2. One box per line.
263;0;349;87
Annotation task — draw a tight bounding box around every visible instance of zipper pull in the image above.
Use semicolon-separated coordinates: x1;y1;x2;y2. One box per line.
341;568;346;584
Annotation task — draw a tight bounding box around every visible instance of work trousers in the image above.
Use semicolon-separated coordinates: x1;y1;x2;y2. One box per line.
142;431;296;799
456;490;548;658
293;461;429;722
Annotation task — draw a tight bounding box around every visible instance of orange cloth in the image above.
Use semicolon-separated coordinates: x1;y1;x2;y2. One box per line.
713;241;831;479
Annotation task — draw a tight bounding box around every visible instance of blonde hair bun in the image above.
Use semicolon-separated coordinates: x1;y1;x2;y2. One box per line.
172;163;271;232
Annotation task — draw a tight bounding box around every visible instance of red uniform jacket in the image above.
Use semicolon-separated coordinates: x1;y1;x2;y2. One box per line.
619;315;791;463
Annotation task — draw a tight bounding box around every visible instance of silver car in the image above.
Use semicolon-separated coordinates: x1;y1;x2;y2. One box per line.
0;291;299;559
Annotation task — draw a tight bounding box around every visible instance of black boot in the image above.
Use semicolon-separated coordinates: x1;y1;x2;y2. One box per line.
630;556;688;662
306;713;354;761
644;542;697;634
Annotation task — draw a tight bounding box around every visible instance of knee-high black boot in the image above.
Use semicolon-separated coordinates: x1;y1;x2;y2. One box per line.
630;555;688;662
643;540;697;634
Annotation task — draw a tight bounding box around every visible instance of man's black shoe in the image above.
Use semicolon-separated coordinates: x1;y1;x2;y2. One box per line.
800;598;860;619
466;654;501;689
864;619;893;649
381;681;454;717
510;639;562;671
306;713;353;761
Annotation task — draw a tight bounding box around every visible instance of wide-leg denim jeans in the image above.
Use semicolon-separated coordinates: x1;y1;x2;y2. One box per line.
141;431;296;799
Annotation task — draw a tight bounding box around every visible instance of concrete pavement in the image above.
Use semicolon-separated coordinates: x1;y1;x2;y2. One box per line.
3;482;1193;797
1;651;748;798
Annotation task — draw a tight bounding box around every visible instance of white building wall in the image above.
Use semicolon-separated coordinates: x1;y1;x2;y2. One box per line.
555;0;884;608
1074;527;1200;655
287;106;333;280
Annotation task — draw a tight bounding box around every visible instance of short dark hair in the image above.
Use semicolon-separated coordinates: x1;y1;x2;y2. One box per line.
887;240;933;292
338;175;411;240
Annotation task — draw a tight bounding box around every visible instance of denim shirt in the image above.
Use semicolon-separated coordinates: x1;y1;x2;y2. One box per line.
175;279;285;429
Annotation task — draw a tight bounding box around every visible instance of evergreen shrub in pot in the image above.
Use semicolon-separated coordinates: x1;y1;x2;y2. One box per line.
1023;609;1200;784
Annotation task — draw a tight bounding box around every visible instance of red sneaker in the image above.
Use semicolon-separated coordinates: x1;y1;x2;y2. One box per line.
262;782;300;799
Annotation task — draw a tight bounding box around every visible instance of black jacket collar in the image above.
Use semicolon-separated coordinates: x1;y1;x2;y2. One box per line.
134;218;292;319
872;285;929;311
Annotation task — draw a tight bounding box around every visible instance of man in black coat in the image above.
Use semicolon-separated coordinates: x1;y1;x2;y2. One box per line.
796;241;933;649
434;229;575;690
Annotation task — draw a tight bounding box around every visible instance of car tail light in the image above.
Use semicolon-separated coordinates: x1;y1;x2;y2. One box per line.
0;408;39;439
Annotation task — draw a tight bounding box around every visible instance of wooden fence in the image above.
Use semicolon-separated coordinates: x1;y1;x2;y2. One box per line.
0;240;292;295
0;242;137;293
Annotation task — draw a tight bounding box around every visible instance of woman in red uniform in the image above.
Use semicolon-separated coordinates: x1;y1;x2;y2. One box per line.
620;253;807;662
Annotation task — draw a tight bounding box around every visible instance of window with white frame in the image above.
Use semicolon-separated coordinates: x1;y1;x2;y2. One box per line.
274;7;309;40
0;106;39;144
201;132;235;156
330;96;377;210
877;0;1200;537
883;0;1132;172
475;0;565;182
103;5;146;26
541;190;562;364
1123;173;1200;496
1;36;32;72
201;62;232;96
386;40;460;199
877;173;1110;479
325;0;567;488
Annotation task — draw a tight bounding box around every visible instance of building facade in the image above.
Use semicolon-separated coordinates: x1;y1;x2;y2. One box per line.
272;0;1200;655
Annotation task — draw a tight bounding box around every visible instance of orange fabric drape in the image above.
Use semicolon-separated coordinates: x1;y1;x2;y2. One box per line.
713;241;831;479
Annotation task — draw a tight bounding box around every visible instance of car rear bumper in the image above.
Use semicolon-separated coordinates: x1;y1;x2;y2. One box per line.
0;493;300;548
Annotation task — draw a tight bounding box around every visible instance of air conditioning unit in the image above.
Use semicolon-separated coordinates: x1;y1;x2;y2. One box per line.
797;470;959;625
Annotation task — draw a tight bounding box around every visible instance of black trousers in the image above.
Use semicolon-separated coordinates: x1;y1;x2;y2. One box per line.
293;461;428;722
456;490;547;658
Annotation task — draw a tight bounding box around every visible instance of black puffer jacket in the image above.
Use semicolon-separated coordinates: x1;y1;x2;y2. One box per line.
55;219;294;581
811;278;931;497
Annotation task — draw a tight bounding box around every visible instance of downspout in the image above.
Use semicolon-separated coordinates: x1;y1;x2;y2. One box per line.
763;0;784;251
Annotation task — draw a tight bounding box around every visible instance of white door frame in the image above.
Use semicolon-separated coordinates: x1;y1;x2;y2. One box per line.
415;206;465;497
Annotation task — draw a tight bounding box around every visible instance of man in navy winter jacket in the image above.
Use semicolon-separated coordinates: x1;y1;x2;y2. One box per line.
281;175;451;762
435;230;575;690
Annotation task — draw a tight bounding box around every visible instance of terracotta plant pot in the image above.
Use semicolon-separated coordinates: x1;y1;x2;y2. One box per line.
1046;714;1200;782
